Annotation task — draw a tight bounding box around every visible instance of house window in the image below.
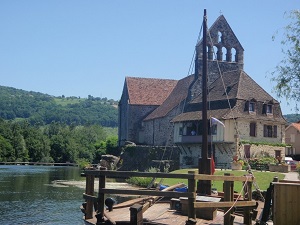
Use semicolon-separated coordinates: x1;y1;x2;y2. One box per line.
249;102;255;112
267;105;273;114
263;125;277;138
211;124;217;135
250;122;256;137
179;127;183;135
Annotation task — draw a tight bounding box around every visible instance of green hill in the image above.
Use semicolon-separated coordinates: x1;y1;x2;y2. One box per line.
0;85;118;127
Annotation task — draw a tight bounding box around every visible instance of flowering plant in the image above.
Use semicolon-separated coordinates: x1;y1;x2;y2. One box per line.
232;155;244;166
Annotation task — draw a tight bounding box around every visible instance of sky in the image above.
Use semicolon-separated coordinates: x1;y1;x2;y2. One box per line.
0;1;298;114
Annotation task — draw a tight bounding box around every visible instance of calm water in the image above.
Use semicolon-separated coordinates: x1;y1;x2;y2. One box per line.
0;165;85;225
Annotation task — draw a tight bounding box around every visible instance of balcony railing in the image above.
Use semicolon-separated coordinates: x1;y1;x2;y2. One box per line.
176;135;212;144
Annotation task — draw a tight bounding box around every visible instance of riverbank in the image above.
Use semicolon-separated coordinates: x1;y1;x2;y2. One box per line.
55;180;138;190
0;161;78;166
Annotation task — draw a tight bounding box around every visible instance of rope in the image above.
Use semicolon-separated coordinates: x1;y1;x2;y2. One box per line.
223;175;250;216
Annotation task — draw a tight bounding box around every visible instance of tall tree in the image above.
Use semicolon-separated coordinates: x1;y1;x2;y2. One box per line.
271;10;300;110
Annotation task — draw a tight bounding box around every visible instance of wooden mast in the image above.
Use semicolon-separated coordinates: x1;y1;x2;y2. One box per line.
197;9;212;195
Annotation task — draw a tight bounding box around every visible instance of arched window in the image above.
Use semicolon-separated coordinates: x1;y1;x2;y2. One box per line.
213;46;218;60
231;48;237;62
222;47;227;61
218;31;222;43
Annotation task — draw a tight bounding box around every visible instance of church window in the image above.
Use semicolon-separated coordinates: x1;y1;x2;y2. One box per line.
218;31;222;43
231;48;237;62
222;47;227;61
213;46;218;60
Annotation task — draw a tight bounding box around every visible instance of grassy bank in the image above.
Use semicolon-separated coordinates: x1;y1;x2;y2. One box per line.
160;169;285;192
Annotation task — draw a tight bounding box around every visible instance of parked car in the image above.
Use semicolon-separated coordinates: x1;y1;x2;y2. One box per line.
285;157;298;171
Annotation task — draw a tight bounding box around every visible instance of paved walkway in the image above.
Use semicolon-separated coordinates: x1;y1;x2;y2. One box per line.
283;171;300;181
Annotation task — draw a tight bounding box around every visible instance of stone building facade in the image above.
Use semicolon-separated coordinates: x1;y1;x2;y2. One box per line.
118;15;287;168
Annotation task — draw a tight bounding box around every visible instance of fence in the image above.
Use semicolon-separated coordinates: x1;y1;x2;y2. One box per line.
82;169;256;225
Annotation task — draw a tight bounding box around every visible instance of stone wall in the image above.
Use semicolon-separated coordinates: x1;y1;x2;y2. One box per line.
243;144;285;159
118;145;180;172
142;105;182;146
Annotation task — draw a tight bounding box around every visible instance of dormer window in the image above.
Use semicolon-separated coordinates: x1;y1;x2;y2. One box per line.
263;101;274;115
249;102;255;112
267;104;273;114
246;99;256;113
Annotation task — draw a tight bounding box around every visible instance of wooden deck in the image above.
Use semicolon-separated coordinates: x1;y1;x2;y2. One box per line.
84;200;265;225
82;169;261;225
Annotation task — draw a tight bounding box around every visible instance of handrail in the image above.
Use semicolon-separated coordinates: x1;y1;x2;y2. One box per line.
83;170;253;182
82;169;255;225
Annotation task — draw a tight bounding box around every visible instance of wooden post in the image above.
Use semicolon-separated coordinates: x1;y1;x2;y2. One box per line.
130;204;143;225
186;171;196;224
85;173;95;220
223;173;234;225
243;175;252;225
97;167;107;224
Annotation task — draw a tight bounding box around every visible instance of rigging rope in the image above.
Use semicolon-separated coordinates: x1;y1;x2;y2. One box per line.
206;25;264;200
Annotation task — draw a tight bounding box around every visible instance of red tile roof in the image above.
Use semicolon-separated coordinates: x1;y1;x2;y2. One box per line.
290;123;300;131
126;77;177;105
144;75;194;121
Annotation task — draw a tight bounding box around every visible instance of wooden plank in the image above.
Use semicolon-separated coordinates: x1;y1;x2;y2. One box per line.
84;170;194;179
194;201;256;208
243;181;252;225
99;188;193;198
223;174;234;225
83;193;98;202
188;171;196;220
278;180;300;185
83;170;254;182
97;171;106;224
85;174;95;220
113;197;154;209
195;174;254;182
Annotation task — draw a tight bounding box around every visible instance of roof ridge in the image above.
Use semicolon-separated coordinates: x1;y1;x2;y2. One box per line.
126;76;178;81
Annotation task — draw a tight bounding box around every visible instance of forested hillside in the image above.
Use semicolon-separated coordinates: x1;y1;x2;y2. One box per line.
284;114;300;124
0;86;118;127
0;85;119;164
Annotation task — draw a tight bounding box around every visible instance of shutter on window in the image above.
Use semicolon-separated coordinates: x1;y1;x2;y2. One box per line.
244;101;249;111
263;125;267;137
273;125;277;138
262;104;266;114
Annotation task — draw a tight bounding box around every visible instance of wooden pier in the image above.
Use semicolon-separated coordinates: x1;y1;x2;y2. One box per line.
81;169;261;225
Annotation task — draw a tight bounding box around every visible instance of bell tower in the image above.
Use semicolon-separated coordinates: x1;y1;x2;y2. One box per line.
195;15;244;83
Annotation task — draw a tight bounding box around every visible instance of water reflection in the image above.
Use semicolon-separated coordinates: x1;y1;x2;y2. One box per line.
0;165;85;225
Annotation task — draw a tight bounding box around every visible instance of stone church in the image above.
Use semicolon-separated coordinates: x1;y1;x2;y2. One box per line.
118;15;287;168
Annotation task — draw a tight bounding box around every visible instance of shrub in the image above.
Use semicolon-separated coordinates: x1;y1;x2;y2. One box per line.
126;167;159;188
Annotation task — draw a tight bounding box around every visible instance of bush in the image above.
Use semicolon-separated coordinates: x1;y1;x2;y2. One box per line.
247;157;276;170
126;167;159;188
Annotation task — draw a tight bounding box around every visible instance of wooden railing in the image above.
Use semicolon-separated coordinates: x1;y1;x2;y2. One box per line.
82;169;256;225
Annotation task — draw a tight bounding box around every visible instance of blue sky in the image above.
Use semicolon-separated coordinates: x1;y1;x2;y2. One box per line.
0;1;298;114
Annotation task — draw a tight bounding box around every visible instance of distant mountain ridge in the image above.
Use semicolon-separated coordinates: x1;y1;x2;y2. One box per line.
0;85;118;127
0;85;298;126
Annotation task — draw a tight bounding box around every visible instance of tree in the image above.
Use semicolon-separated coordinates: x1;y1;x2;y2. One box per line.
271;10;300;110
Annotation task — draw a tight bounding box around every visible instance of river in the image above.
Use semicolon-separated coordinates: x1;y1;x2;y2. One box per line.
0;165;85;225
